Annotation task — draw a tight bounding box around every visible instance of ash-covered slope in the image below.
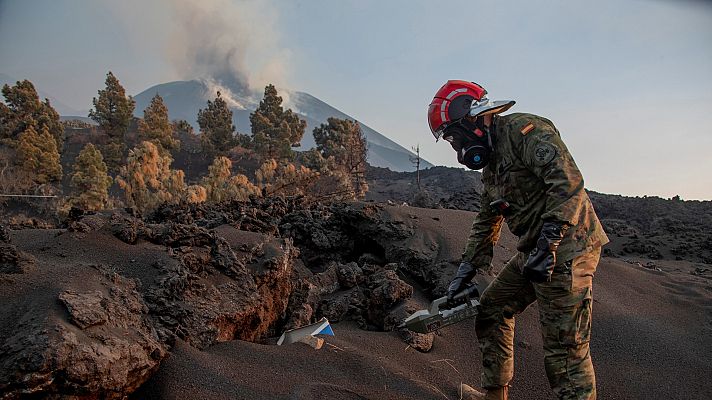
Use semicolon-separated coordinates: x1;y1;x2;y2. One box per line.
365;164;712;265
3;200;709;399
366;165;484;210
587;191;712;264
133;80;433;172
0;200;469;398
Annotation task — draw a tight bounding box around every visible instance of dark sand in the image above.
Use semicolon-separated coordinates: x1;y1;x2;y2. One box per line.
3;205;711;399
135;206;712;399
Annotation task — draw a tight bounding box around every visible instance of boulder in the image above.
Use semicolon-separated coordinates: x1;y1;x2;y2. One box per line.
0;244;34;274
0;270;166;398
365;269;413;330
108;213;146;245
336;262;365;289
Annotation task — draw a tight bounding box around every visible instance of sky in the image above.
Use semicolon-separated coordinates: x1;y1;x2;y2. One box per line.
1;0;711;199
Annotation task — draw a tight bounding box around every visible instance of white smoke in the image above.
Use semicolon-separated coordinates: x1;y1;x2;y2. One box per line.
200;77;250;109
105;0;297;110
165;0;292;97
199;77;295;114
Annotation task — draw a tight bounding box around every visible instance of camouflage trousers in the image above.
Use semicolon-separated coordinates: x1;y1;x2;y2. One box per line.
475;247;600;400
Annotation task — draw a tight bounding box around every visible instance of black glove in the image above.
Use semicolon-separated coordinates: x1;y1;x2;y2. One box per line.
523;222;568;283
447;261;477;306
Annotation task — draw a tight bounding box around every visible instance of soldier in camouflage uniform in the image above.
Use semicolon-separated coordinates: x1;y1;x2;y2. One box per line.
427;81;608;400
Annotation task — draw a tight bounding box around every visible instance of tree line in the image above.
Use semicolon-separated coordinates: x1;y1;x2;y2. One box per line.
0;72;369;214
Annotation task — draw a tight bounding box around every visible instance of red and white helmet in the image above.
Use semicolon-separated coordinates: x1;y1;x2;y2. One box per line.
428;80;515;140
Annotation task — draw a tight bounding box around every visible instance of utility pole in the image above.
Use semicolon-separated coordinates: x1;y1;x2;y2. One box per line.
410;144;421;190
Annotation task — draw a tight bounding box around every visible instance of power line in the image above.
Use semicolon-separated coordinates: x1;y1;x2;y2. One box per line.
0;194;57;198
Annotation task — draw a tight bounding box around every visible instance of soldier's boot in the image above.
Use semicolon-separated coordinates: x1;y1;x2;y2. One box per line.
459;383;485;400
459;384;508;400
484;386;508;400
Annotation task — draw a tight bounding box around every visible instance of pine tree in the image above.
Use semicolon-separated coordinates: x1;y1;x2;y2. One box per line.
313;117;348;161
89;71;136;138
69;143;113;210
202;156;259;202
101;141;124;174
254;159;278;192
16;125;62;185
173;119;195;136
0;102;10;144
198;91;237;154
301;148;329;172
255;158;318;198
312;118;368;198
138;94;179;155
250;84;306;162
116;141;186;213
89;72;135;172
0;80;64;150
185;185;207;204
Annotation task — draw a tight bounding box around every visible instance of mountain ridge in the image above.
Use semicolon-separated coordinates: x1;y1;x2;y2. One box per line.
133;79;433;172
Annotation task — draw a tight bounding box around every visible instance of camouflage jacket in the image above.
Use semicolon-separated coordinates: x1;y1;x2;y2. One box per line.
462;113;609;269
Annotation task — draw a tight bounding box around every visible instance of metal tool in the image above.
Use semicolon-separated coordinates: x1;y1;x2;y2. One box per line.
401;285;480;334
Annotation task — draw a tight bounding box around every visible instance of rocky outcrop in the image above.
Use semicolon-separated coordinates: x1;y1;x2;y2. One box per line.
108;213;147;245
1;223;35;275
1;199;458;398
102;211;300;349
363;266;414;330
283;260;413;332
148;196;301;233
0;208;300;398
0;268;166;399
280;202;453;297
0;244;34;274
144;229;298;349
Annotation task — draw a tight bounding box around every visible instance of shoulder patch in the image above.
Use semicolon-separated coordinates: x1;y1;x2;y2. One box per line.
520;122;535;135
533;143;556;166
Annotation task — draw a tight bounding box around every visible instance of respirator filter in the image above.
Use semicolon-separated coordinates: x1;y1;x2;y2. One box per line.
459;144;490;170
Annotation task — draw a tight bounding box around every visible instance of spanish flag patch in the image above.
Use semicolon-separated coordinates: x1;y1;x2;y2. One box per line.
520;123;535;135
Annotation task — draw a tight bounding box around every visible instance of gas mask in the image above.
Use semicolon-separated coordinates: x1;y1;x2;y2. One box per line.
443;117;492;170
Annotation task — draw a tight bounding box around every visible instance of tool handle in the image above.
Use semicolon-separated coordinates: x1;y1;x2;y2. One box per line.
438;284;480;311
